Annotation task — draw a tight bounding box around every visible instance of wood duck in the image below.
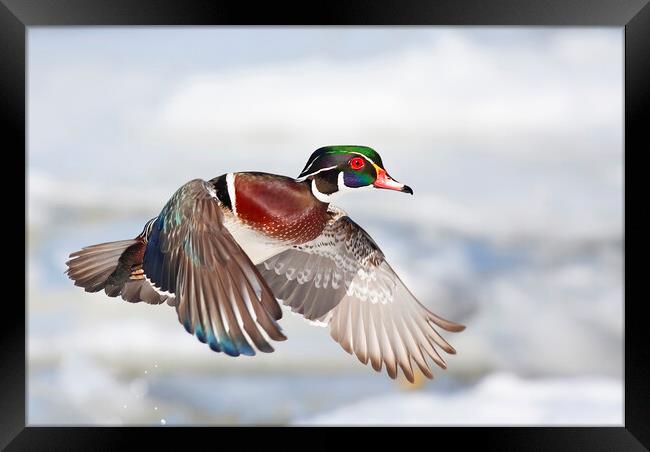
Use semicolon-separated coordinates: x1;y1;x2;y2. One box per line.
66;145;465;383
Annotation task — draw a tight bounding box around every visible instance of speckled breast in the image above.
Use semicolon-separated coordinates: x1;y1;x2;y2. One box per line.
233;172;330;244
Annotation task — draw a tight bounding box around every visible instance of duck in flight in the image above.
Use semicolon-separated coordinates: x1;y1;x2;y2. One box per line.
66;145;465;383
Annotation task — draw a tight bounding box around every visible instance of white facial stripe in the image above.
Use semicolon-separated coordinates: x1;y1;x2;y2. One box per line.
299;151;380;179
300;155;321;176
226;172;237;215
311;172;372;203
337;172;349;192
349;151;378;167
295;165;338;182
311;179;333;202
300;151;380;199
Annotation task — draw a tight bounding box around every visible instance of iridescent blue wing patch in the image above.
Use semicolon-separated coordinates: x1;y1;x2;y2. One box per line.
143;179;286;356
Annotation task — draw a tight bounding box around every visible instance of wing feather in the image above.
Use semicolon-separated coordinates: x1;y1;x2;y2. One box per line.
258;211;464;382
352;298;367;364
143;179;285;356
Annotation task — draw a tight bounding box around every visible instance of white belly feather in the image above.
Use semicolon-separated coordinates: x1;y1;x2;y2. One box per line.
222;214;291;265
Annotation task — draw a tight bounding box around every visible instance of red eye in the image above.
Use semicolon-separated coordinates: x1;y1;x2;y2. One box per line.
349;157;365;170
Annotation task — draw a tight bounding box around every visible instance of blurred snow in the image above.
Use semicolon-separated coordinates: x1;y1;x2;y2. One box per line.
27;27;623;425
30;357;622;425
295;372;622;426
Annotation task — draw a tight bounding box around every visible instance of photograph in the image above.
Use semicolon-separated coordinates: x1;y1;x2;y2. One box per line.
27;26;623;426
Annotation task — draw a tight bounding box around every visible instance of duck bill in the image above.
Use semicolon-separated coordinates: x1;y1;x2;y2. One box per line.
373;166;413;194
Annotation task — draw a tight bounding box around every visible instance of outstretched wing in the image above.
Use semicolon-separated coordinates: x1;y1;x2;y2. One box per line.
144;179;286;356
258;211;465;382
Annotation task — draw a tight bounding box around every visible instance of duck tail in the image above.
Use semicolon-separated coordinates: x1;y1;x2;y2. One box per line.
65;239;142;294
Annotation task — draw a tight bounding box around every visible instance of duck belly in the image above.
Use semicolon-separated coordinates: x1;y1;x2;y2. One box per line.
222;215;291;265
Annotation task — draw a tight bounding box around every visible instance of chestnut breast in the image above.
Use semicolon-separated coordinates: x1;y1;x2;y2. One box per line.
233;172;329;244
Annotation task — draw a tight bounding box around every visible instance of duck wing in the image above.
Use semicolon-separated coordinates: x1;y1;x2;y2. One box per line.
143;179;286;356
258;209;464;382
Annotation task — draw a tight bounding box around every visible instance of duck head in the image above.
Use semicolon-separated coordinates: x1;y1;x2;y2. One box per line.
297;145;413;203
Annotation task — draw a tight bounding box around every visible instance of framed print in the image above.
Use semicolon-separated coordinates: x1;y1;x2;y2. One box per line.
3;0;648;449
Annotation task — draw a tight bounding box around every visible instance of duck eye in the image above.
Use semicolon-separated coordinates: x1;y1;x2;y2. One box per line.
349;157;365;170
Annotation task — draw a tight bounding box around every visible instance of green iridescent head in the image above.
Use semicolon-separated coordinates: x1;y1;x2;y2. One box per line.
297;145;413;202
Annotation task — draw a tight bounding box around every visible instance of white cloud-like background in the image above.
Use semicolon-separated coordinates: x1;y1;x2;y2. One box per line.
28;27;623;426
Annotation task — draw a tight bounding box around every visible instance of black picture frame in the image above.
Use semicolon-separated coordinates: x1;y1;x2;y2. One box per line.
4;0;648;449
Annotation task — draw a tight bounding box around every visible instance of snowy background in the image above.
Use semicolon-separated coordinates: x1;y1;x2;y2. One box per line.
27;27;623;426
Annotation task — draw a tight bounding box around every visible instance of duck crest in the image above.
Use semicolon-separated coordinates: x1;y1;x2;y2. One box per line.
228;172;330;244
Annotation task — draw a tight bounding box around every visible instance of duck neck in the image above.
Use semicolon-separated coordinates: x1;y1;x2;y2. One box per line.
303;171;340;204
